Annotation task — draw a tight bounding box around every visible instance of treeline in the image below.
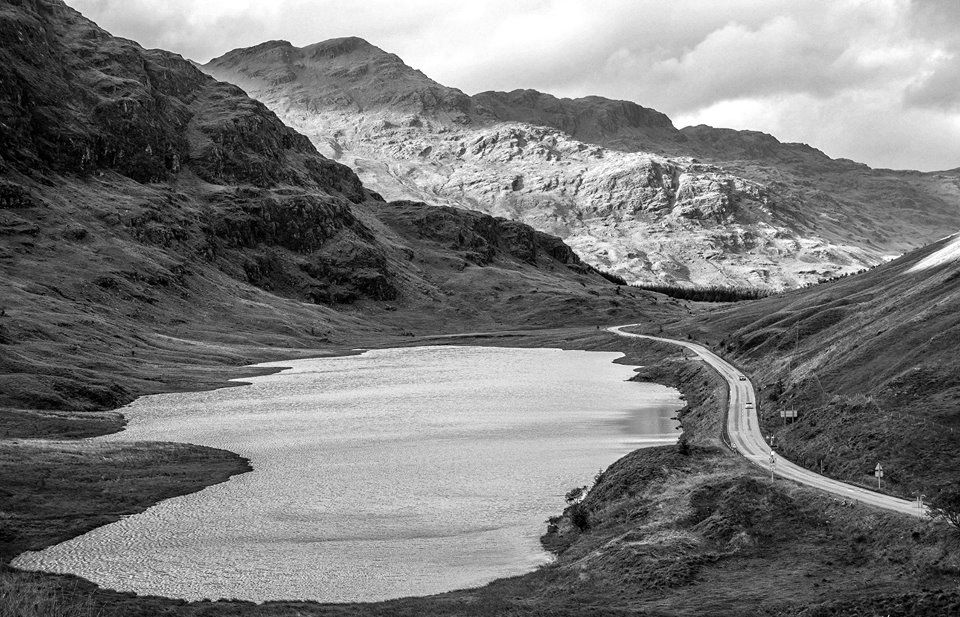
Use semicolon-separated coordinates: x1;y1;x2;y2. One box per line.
591;267;628;286
800;266;876;288
629;283;771;302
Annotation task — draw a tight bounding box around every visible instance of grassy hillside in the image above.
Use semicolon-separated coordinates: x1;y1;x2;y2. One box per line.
663;234;960;498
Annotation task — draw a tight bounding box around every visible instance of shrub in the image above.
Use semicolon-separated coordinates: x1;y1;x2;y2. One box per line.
565;485;587;504
569;503;591;531
929;486;960;531
591;267;628;286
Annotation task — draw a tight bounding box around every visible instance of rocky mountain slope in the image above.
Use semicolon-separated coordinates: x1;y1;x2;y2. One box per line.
204;38;960;290
0;0;642;414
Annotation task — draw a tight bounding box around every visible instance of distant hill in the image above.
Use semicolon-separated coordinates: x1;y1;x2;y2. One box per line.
204;37;960;290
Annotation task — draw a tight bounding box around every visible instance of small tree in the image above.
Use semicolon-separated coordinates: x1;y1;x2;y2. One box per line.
569;503;591;531
565;486;587;504
929;487;960;531
677;432;691;455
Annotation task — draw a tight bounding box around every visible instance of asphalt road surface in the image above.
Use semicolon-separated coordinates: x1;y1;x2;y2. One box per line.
608;324;926;518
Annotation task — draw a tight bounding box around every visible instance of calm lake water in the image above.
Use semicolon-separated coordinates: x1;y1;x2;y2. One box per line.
14;346;682;602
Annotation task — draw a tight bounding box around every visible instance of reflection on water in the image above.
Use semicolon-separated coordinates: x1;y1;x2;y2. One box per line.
14;346;681;602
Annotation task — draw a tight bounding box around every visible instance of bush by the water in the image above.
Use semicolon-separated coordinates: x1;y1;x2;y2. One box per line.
569;502;591;531
630;283;770;302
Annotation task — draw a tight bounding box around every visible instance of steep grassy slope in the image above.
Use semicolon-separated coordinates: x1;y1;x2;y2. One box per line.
204;39;960;289
665;234;960;497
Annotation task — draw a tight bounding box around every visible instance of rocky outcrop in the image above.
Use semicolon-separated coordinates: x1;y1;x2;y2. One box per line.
0;182;35;209
384;200;590;269
473;89;678;151
203;190;362;253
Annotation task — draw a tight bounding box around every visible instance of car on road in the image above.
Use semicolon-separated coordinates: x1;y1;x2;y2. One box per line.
745;402;754;407
739;376;747;381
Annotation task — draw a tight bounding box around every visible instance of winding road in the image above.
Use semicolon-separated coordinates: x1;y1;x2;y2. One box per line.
608;324;926;518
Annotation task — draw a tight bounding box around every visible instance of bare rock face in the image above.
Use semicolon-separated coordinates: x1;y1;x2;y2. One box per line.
204;39;960;289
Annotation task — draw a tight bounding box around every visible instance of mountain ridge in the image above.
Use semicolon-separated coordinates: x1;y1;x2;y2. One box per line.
203;37;960;289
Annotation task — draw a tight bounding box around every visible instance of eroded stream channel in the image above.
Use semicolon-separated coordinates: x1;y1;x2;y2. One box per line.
14;346;682;602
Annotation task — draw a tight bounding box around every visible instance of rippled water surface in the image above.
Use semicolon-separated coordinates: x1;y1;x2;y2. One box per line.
14;346;682;602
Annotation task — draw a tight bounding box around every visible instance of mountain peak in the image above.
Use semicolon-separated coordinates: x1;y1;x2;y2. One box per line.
204;37;473;116
215;39;293;63
302;36;382;58
472;88;678;147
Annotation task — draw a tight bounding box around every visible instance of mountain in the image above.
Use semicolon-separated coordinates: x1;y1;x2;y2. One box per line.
680;232;960;496
0;0;643;413
204;38;960;290
4;7;960;615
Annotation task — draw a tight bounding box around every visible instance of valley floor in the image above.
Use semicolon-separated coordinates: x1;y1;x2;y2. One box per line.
3;327;960;616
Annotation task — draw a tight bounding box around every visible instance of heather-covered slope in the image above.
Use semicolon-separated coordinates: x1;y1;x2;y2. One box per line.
204;38;960;290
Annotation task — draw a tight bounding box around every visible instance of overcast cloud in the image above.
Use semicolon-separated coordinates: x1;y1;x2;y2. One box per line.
66;0;960;171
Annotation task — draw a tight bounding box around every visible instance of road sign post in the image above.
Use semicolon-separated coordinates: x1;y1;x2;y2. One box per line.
875;462;884;490
769;451;777;481
779;409;797;425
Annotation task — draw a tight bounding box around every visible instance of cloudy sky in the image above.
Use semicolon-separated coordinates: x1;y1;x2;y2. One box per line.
66;0;960;171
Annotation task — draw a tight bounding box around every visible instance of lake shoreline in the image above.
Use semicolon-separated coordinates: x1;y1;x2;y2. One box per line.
0;327;672;565
12;345;681;602
5;327;956;616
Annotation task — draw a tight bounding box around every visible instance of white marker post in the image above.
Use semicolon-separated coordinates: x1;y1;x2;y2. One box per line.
875;462;884;490
769;451;777;481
